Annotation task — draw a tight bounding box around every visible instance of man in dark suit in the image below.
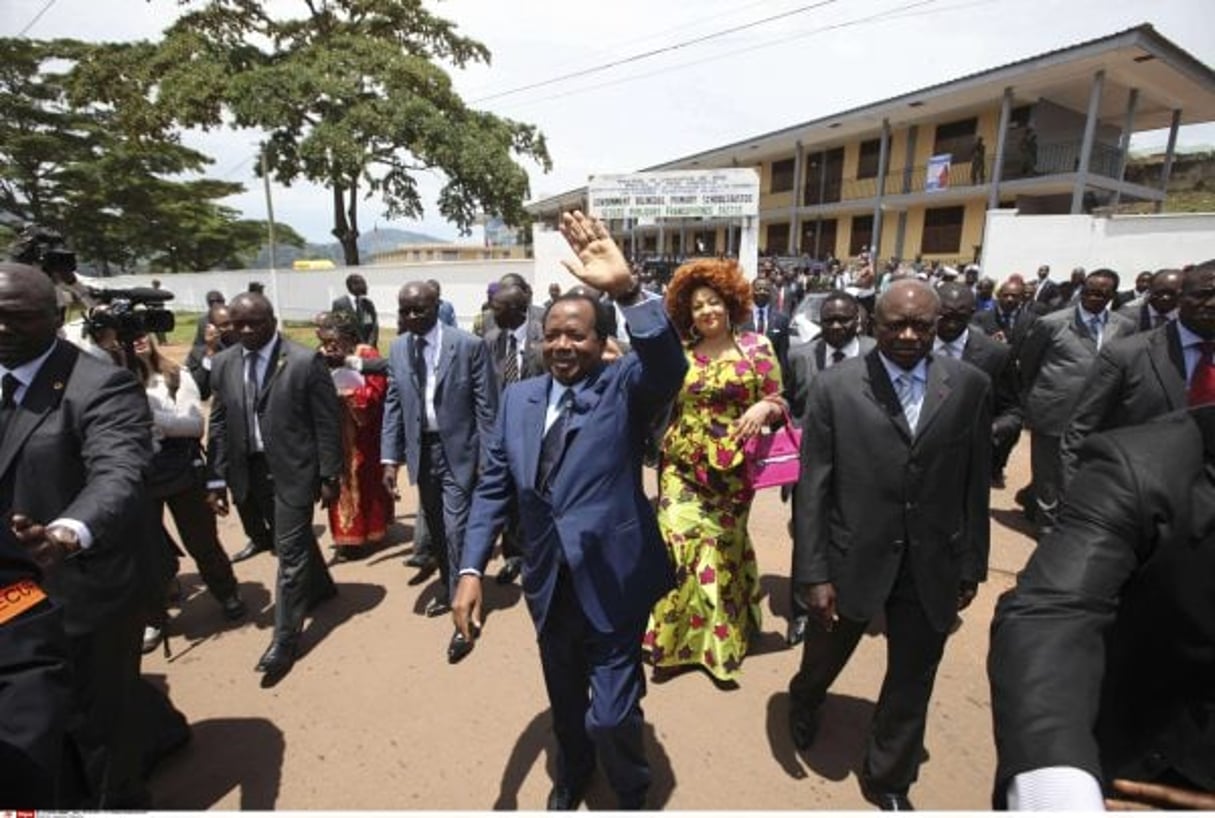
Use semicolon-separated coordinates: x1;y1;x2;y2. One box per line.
190;289;225;348
787;278;992;810
1061;261;1215;485
0;524;73;807
972;276;1034;350
739;277;791;376
1018;269;1136;535
1031;263;1062;314
452;211;684;810
381;280;497;661
989;406;1215;810
331;273;379;348
185;302;236;399
771;267;804;317
937;282;1022;488
481;283;545;585
1116;268;1182;333
0;262;155;807
782;290;874;646
205;292;342;679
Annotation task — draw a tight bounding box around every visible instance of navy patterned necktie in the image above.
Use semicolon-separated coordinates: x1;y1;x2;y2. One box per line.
503;334;519;385
537;388;575;491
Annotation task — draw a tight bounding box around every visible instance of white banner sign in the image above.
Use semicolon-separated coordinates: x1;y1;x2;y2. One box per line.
587;170;760;220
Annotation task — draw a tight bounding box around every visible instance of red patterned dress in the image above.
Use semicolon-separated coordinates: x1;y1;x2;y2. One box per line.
329;345;392;549
643;331;783;682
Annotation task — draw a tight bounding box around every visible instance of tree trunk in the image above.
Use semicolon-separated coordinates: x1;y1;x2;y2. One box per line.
331;180;361;266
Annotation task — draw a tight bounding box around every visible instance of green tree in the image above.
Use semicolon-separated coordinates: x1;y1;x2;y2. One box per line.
150;0;551;265
0;37;306;273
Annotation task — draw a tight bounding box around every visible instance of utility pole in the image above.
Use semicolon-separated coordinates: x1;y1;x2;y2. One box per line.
261;144;281;308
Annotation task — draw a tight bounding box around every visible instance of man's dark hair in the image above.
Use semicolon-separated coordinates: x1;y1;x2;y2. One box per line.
1086;268;1121;291
426;278;442;296
500;272;533;297
936;281;976;307
346;273;366;289
247;281;265;294
205;289;225;305
543;292;614;340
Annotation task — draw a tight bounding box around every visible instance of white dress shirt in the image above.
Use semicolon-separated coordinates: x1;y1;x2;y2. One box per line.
242;334;279;452
933;328;969;360
824;336;860;368
1077;306;1109;349
414;321;442;432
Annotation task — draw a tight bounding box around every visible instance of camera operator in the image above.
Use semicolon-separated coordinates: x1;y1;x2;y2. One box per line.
0;261;156;807
128;332;247;654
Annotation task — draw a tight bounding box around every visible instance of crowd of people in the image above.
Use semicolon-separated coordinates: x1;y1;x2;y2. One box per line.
0;213;1212;810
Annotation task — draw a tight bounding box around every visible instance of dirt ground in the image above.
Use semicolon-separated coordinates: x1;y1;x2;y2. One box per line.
143;374;1038;810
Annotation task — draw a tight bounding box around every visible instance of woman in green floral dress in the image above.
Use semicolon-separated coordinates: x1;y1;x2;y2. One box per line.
643;258;786;685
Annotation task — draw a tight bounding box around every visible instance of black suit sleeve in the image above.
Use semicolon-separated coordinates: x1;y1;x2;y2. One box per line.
988;431;1143;801
989;344;1022;447
206;356;230;487
963;376;993;584
307;352;344;483
792;377;834;585
1060;345;1124;488
61;366;154;546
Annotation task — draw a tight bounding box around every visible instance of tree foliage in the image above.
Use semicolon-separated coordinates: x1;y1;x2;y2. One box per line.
0;37;303;273
150;0;551;265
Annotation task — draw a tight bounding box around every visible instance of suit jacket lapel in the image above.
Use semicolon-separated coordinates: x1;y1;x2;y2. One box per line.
257;338;285;404
862;351;912;442
1149;325;1188;410
0;341;74;481
435;329;457;390
814;340;826;372
914;357;953;441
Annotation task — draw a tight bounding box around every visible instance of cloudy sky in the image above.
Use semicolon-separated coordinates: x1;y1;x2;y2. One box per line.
6;0;1214;244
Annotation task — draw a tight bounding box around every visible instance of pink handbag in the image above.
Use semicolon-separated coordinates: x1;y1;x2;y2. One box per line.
742;408;802;490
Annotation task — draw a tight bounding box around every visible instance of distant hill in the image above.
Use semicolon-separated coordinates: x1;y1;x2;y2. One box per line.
250;227;448;268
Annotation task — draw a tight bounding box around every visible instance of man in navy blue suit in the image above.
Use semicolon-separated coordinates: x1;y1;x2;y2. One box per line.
453;211;685;810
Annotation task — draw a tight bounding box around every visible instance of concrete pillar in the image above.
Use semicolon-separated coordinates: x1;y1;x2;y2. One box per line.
988;87;1013;210
872;119;891;258
902;125;919;194
789;141;804;254
1071;69;1105;214
1155;108;1182;214
1111;87;1139;207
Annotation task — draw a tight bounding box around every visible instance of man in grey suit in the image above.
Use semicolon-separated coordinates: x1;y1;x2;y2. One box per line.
1116;268;1182;333
481;283;544;585
1018;269;1136;535
205;292;343;679
788;279;992;810
0;262;155;806
331;273;379;348
381;280;497;662
782;290;874;646
1061;261;1214;486
936;283;1022;488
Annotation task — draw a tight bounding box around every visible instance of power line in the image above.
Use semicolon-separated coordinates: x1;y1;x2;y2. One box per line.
496;0;950;113
18;0;58;37
469;0;840;105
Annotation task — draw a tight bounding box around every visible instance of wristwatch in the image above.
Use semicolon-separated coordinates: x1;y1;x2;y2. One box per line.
45;524;83;558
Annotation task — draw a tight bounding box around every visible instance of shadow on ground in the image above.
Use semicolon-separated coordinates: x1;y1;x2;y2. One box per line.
491;709;675;810
766;691;875;782
148;714;286;809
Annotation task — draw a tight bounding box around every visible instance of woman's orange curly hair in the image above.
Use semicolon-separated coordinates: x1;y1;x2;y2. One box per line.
663;258;753;340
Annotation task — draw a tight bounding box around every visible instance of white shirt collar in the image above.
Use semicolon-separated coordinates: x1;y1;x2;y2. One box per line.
1177;320;1208;350
1078;306;1108;325
826;336;860;360
933;328;969;355
510;322;528;346
878;352;928;385
245;333;278;360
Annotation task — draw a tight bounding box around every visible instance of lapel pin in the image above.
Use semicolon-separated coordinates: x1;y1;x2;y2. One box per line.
53;381;65;391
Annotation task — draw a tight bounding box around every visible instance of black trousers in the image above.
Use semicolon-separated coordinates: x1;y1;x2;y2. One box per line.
233;455;275;554
237;455;335;643
788;560;949;793
416;434;471;600
539;569;650;807
67;605;145;808
157;482;238;601
1030;432;1062;527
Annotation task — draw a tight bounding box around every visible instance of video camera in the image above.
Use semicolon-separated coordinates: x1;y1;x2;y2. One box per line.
85;287;176;343
9;224;78;285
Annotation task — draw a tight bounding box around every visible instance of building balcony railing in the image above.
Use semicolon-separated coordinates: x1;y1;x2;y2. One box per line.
792;140;1128;206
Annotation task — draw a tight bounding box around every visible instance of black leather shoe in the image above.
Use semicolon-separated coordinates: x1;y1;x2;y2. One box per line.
425;596;452;617
447;630;474;664
405;551;435;568
255;640;296;677
546;782;587;811
220;593;247;621
786;614;809;646
231;541;272;563
789;705;821;750
860;780;914;811
495;556;523;585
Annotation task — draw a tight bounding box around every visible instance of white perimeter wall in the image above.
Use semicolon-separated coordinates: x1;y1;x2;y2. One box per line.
980;210;1215;282
87;259;534;330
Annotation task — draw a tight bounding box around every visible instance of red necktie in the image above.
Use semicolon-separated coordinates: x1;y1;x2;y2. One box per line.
1190;341;1215;407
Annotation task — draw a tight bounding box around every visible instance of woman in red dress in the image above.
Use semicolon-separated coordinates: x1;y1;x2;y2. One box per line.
316;313;392;559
